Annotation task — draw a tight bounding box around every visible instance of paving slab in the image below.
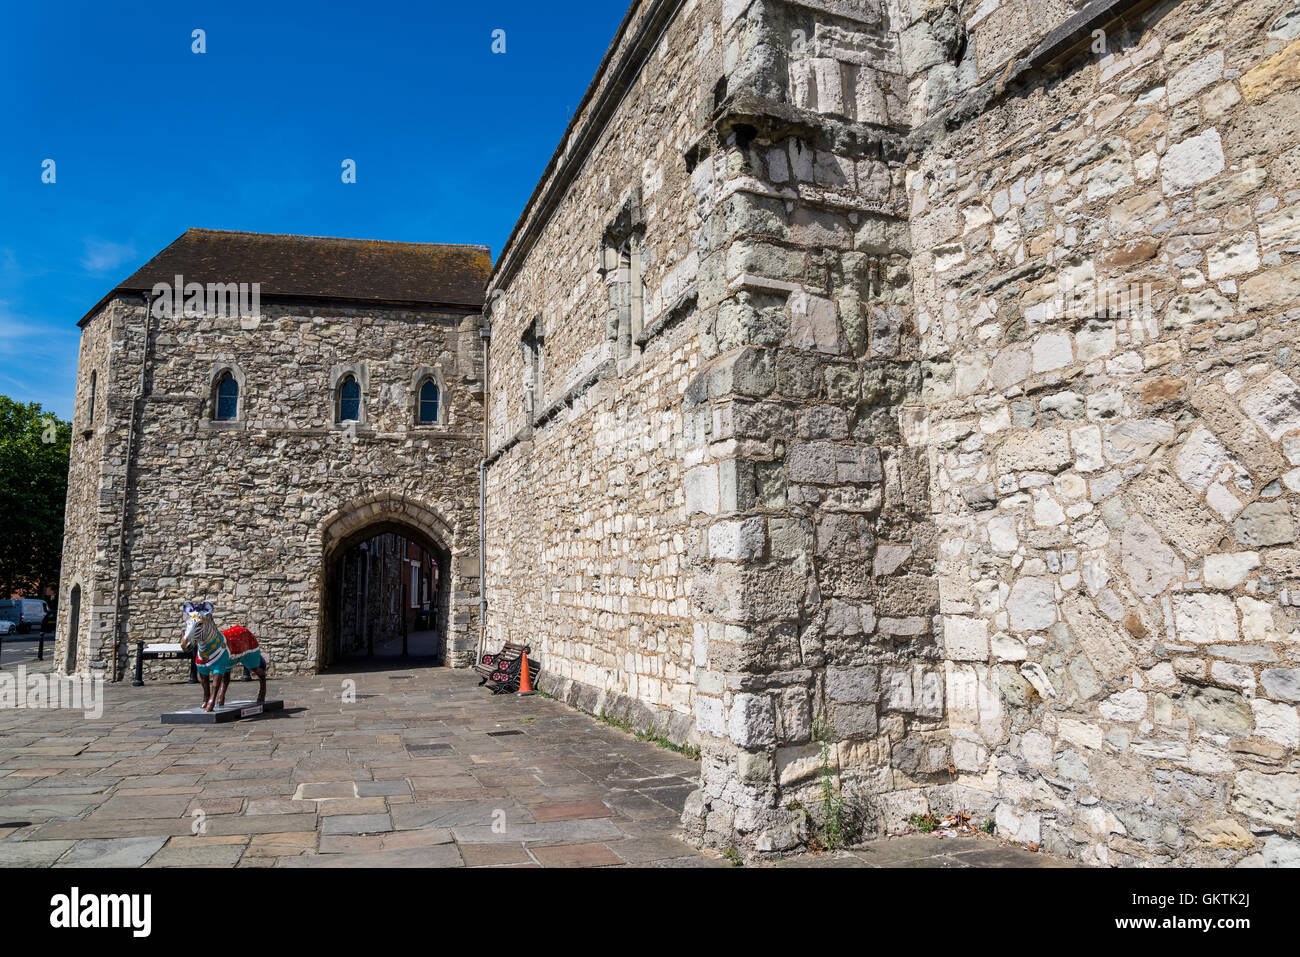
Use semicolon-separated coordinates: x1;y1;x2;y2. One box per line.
609;835;703;864
319;813;393;836
770;850;868;868
453;818;626;845
391;799;532;830
29;818;194;841
355;780;412;797
56;836;167;867
0;663;1071;869
274;844;464;867
145;844;248;867
532;800;615;822
204;813;320;837
87;794;195;822
460;842;534;867
317;797;390;816
0;838;76;866
948;845;1074;868
531;842;623;867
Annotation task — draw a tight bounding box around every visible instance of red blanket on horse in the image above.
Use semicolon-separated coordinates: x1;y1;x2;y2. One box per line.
221;626;259;657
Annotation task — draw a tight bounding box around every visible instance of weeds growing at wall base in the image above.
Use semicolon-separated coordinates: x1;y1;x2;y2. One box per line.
812;712;846;850
595;708;702;760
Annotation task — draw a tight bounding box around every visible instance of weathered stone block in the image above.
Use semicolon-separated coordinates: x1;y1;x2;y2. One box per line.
1262;669;1300;703
716;292;789;350
710;347;775;397
944;615;989;661
728;693;777;748
1240;261;1300;313
1252;699;1300;748
787;290;843;353
1173;594;1240;645
685;465;721;515
1121;516;1184;598
826;665;879;703
1239;373;1300;443
1203;552;1261;590
1126;466;1225;557
1184;685;1252;734
1232;770;1300;828
1006;577;1056;632
1235;501;1296;548
998;429;1071;473
1161;129;1225;194
709;517;767;561
1061;594;1135;682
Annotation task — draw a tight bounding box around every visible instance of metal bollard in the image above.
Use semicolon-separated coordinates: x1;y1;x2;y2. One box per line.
133;641;145;687
189;658;199;684
37;631;45;661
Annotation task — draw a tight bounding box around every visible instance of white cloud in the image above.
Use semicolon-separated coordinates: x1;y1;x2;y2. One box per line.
81;239;137;274
0;304;78;418
0;306;47;341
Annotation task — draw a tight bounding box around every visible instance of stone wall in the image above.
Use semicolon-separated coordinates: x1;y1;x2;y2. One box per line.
483;0;947;853
909;0;1300;865
487;0;1300;864
482;0;721;739
56;299;123;676
56;296;484;678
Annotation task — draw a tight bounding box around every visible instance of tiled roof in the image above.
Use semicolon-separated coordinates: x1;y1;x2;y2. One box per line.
87;228;491;321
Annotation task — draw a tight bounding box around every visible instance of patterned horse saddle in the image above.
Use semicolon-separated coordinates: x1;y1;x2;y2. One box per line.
219;626;261;666
221;626;259;658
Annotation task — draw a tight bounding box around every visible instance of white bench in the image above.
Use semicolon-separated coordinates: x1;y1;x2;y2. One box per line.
146;643;185;656
133;641;197;686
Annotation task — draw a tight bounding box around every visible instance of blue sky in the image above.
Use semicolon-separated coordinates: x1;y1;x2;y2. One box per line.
0;1;630;420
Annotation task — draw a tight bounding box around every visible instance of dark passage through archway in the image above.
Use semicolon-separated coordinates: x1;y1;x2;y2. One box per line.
323;524;448;667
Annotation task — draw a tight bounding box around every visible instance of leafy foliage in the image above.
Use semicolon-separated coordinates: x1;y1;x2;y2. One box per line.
0;396;71;599
908;812;940;834
812;712;846;850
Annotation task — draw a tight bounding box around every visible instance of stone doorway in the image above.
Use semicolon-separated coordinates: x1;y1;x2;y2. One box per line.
64;584;81;674
320;519;451;669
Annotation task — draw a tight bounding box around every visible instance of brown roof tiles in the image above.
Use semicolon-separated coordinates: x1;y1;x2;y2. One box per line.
88;228;490;322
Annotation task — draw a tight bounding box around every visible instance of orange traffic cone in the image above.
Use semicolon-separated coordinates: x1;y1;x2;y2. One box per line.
517;646;536;697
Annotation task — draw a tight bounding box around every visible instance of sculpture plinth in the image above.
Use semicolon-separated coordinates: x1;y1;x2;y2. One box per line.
162;700;284;725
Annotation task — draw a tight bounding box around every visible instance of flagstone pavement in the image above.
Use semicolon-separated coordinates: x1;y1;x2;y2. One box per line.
0;653;1063;868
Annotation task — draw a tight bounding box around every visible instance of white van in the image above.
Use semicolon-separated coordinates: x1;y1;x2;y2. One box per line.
0;599;48;634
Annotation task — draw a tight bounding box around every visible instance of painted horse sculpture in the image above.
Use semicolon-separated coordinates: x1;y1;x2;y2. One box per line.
179;601;270;712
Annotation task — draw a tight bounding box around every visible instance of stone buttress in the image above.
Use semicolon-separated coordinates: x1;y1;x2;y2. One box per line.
680;0;947;851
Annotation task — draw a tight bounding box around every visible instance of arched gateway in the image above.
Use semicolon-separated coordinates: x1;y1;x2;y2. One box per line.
317;495;456;670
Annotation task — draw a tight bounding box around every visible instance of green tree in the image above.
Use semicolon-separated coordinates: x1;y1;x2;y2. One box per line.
0;396;71;600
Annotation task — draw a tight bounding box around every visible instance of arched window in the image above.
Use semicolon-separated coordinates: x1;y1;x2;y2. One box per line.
418;379;440;425
86;371;97;426
215;372;239;421
338;375;361;423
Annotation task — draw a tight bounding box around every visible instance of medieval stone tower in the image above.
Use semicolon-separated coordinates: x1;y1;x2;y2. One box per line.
60;0;1300;867
59;230;490;678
